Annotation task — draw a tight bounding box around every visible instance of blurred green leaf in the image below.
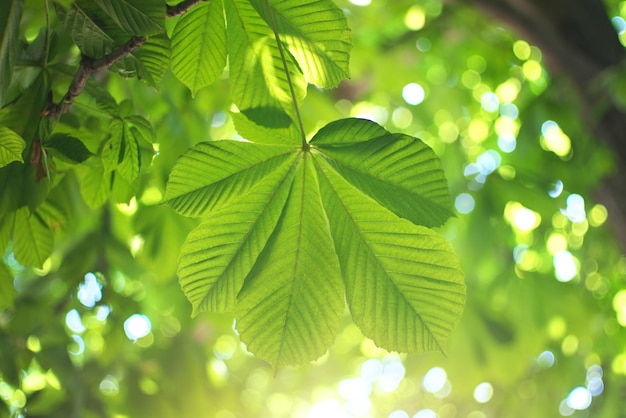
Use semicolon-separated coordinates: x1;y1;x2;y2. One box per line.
44;133;93;164
0;125;26;167
0;0;23;108
12;206;54;268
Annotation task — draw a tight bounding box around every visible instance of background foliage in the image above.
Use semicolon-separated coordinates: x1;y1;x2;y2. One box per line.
1;0;626;417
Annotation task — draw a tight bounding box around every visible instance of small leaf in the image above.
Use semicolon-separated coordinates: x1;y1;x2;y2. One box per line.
13;207;54;268
93;0;164;36
77;160;112;208
44;133;93;163
125;115;154;144
101;119;124;171
171;0;227;95
0;0;23;107
132;33;170;87
164;141;295;217
236;154;344;366
117;122;140;182
0;125;26;167
0;260;15;309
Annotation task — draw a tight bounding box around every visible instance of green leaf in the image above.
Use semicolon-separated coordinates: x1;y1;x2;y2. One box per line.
225;0;306;127
101;119;124;171
178;158;297;314
167;118;464;364
132;33;170;88
93;0;164;36
249;0;351;88
12;207;54;268
236;154;344;365
43;133;93;163
125;115;154;144
0;260;15;310
0;0;23;108
56;2;118;60
0;211;14;255
163;141;296;217
315;158;465;352
77;160;112;209
0;125;26;167
231;111;300;145
117;122;140;182
312;118;454;227
171;0;227;95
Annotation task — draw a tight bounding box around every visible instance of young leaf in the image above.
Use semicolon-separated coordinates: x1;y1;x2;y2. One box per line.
93;0;164;36
77;160;112;208
231;111;300;145
249;0;351;88
0;0;23;107
0;126;26;167
171;0;227;95
132;34;171;87
44;133;94;163
102;119;124;171
316;157;465;352
236;154;344;366
13;207;54;268
117;122;140;182
312;118;454;227
0;260;15;309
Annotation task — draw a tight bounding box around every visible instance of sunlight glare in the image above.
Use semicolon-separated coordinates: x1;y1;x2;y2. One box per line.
124;314;152;341
413;409;437;418
361;359;383;381
537;350;555;368
423;367;446;393
566;387;592;410
561;194;586;223
65;309;86;333
541;121;571;157
349;0;371;6
389;411;409;418
455;193;475;215
78;272;102;308
338;378;371;400
553;250;577;282
480;92;500;112
402;83;425;105
473;382;494;403
405;6;426;30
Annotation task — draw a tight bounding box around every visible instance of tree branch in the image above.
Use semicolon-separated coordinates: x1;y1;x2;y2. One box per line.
45;36;146;118
166;0;205;17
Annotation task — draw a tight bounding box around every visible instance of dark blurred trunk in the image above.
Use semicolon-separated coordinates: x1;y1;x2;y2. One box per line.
460;0;626;249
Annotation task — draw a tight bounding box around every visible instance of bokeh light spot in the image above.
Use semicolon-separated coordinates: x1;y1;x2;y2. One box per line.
553;250;578;282
513;40;531;60
473;382;494;403
402;83;425;105
78;272;102;308
423;367;446;393
405;6;426;30
455;193;475;215
413;409;437;418
566;387;592;410
124;314;152;341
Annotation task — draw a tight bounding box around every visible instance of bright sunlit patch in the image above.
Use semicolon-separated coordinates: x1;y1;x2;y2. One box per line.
389;410;409;418
116;197;137;216
473;382;494;403
500;103;519;119
553;250;578;282
338;378;371;400
438;121;459;143
476;150;501;175
523;60;543;81
78;272;102;308
480;92;500;113
561;194;586;223
307;398;343;418
351;102;389;124
455;193;475;215
547;233;567;255
349;0;371;6
612;290;626;326
124;314;152;341
537;350;555;368
467;119;489;143
562;335;579;356
495;79;521;103
541;120;571;157
549;180;564;198
612;16;626;34
361;359;383;381
423;367;446;393
504;202;541;232
392;107;413;128
513;40;531;60
494;116;520;138
65;309;86;333
588;204;608;227
402;83;425;105
378;358;406;392
140;187;163;205
497;134;516;153
214;335;238;360
566;387;592;410
586;365;604;396
413;409;437;418
26;335;41;353
211;111;228;127
405;6;426;30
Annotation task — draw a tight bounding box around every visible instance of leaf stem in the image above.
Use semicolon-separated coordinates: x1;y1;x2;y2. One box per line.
263;0;308;149
43;0;50;69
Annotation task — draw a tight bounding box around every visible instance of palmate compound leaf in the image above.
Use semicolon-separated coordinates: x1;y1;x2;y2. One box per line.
165;118;465;365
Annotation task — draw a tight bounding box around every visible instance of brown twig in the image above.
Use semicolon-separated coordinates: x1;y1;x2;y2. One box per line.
166;0;205;17
45;36;146;118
